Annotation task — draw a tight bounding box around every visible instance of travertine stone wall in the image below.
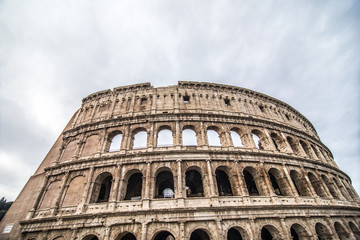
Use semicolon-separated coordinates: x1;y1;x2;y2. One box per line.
1;82;359;240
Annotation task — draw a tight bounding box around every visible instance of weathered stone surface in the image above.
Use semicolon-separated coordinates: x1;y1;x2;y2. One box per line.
1;82;359;240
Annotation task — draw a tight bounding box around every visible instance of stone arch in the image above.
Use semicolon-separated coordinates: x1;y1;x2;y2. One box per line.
82;234;99;240
62;175;85;206
107;130;123;152
287;136;302;155
268;168;291;196
185;168;204;197
321;175;339;199
230;128;244;148
52;236;65;240
333;177;349;200
131;127;147;149
315;222;332;240
81;134;99;156
290;223;312;240
60;139;78;162
115;232;137;240
243;166;267;196
182;125;198;146
307;172;327;197
207;126;222;146
124;170;143;200
190;228;211;240
152;230;175;240
270;132;287;152
349;221;360;239
155;168;175;198
157;125;173;147
310;144;321;160
334;221;350;240
227;226;249;240
290;170;311;196
39;180;62;209
251;129;269;150
260;224;282;240
90;172;113;203
215;166;233;196
300;140;313;158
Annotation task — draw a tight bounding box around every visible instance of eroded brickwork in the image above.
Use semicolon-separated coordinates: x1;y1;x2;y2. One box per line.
1;82;359;240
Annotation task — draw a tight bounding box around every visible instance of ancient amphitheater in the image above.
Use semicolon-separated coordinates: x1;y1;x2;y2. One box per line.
1;82;360;240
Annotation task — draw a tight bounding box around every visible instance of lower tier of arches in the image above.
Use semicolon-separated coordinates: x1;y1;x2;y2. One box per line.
20;210;360;240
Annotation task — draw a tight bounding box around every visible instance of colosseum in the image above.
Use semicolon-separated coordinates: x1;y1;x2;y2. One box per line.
1;81;360;240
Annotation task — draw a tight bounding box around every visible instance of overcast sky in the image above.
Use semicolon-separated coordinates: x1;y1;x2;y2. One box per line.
0;0;359;201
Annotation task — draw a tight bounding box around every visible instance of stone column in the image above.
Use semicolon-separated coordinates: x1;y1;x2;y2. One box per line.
175;121;181;148
206;159;216;198
53;171;70;215
179;222;186;240
174;88;179;113
177;159;185;206
259;162;276;197
27;173;50;219
122;125;131;150
141;222;148;240
301;168;319;203
279;218;290;239
104;226;111;240
234;160;246;196
216;220;224;239
79;167;94;212
315;169;332;198
110;164;121;211
248;218;257;240
282;165;300;202
200;122;207;147
143;161;152;209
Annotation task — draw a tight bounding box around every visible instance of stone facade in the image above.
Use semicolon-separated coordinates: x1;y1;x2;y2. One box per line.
1;81;359;240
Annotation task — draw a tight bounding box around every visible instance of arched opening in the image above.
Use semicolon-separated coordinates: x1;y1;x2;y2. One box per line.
334;222;350;240
307;172;327;197
125;172;143;200
227;227;247;240
270;133;284;152
290;223;311;240
349;221;360;239
182;127;197;146
155;171;174;198
321;175;339;199
287;137;301;155
310;145;321;160
230;130;243;147
153;231;175;240
185;170;204;197
300;140;313;158
157;128;173;147
315;223;332;240
252;132;262;149
116;232;136;240
215;169;233;196
333;177;348;200
90;172;113;203
132;129;147;149
243;168;259;196
260;225;281;240
268;168;292;196
268;170;282;196
108;132;123;152
290;170;311;196
190;229;210;240
82;235;99;240
207;129;221;146
53;236;65;240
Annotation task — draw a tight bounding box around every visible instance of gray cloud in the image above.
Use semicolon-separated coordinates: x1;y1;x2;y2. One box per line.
0;0;359;200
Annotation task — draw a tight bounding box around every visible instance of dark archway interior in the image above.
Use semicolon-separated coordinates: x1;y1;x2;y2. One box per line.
269;172;282;196
97;175;112;202
153;231;175;240
261;227;273;240
290;170;310;196
215;170;233;196
190;229;210;240
243;170;259;196
83;235;99;240
156;171;174;198
316;223;332;240
290;227;299;240
125;173;143;200
227;227;243;240
185;170;204;197
120;233;136;240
